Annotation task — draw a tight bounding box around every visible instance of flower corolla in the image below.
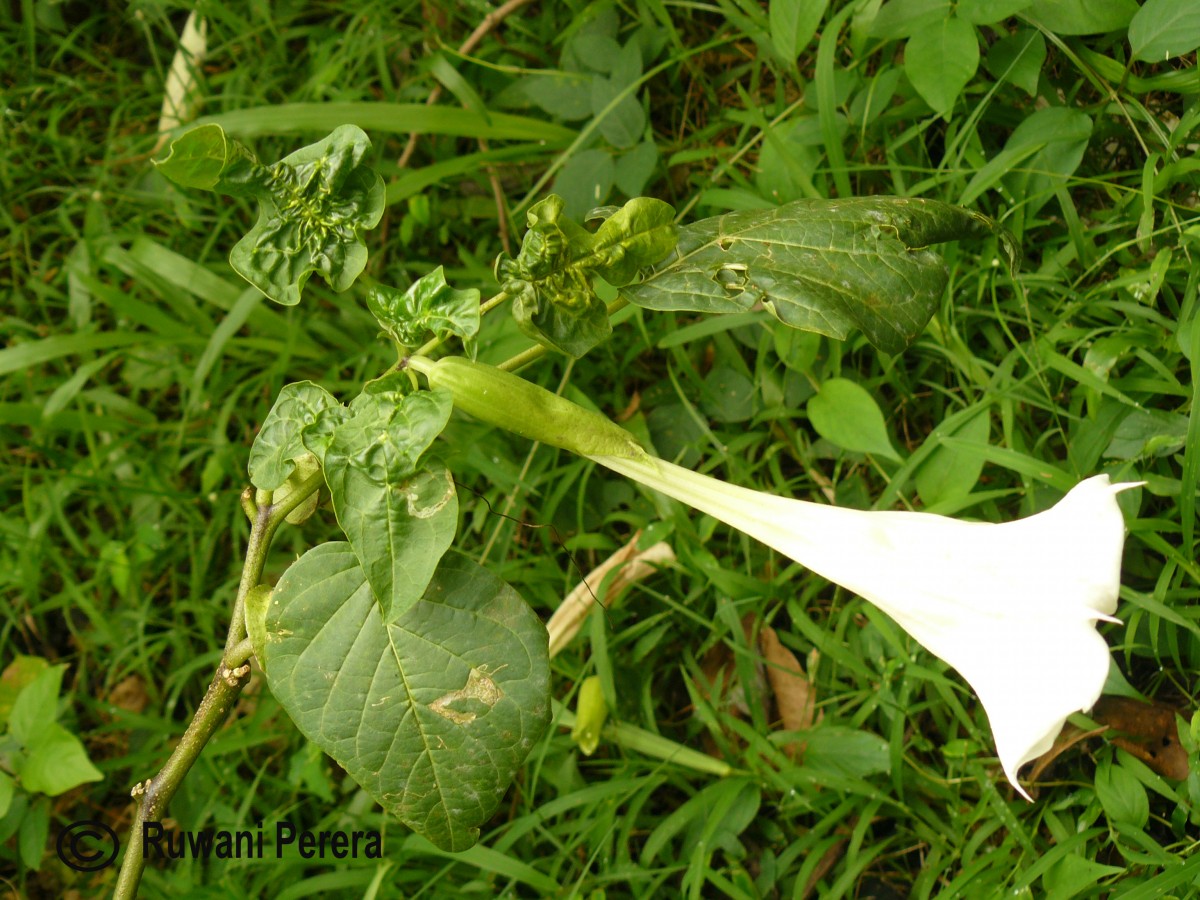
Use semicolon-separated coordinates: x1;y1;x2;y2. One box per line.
590;452;1137;797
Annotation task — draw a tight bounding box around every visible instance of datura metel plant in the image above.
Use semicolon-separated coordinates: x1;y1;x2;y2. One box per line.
115;122;1137;896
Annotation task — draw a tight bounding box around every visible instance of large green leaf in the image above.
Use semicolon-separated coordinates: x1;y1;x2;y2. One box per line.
914;407;991;505
262;544;551;852
622;197;1015;355
321;390;456;621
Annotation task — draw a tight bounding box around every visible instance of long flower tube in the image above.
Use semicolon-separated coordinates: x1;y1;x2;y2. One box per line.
407;354;1138;796
589;452;1137;798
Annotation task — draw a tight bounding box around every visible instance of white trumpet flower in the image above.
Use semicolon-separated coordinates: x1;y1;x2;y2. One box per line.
590;452;1137;798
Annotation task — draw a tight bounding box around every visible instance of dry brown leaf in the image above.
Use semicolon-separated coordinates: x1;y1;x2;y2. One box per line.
154;12;207;150
698;613;760;718
760;625;817;758
694;618;820;763
1025;723;1108;789
106;674;149;715
546;533;674;657
1093;696;1191;780
1027;695;1192;788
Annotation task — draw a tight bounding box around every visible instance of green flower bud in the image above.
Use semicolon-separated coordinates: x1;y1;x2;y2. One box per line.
570;676;607;756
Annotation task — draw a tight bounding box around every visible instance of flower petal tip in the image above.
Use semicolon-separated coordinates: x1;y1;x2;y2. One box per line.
1112;480;1146;494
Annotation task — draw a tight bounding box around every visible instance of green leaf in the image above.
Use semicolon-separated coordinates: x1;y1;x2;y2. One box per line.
1025;0;1138;35
1129;0;1200;62
915;408;990;505
956;0;1033;25
153;123;257;192
367;267;481;352
553;149;616;220
262;544;551;852
590;68;644;149
807;378;901;460
230;124;386;305
523;72;593;121
573;34;623;73
622;197;1015;355
614;141;658;197
0;772;13;819
1042;854;1126;897
19;798;49;871
322;390;456;621
770;0;830;60
0;656;50;731
498;194;678;357
903;18;979;118
512;278;611;358
1095;757;1149;829
869;0;952;40
1103;408;1189;460
579;197;678;285
248;382;341;491
8;665;65;747
985;29;1046;96
197;102;575;143
18;724;103;796
1000;107;1093;218
801;727;891;778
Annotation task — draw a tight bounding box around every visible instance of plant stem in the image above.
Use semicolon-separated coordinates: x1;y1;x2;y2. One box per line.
111;475;319;899
497;343;547;372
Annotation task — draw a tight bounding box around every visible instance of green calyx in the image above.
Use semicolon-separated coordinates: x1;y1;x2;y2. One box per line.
406;355;645;460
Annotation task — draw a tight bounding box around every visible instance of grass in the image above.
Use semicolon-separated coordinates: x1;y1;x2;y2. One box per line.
1;0;1198;897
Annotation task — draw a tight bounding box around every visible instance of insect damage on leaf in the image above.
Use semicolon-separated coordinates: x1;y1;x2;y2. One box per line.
622;196;1017;355
429;666;505;726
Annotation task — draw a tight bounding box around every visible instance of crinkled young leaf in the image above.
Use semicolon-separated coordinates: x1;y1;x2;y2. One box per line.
362;369;418;397
158;123;385;306
366;266;480;353
322;389;456;621
621;197;1018;355
577;197;677;285
510;279;613;359
261;544;551;852
300;405;352;465
496;194;678;357
230;125;386;306
249;381;341;491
